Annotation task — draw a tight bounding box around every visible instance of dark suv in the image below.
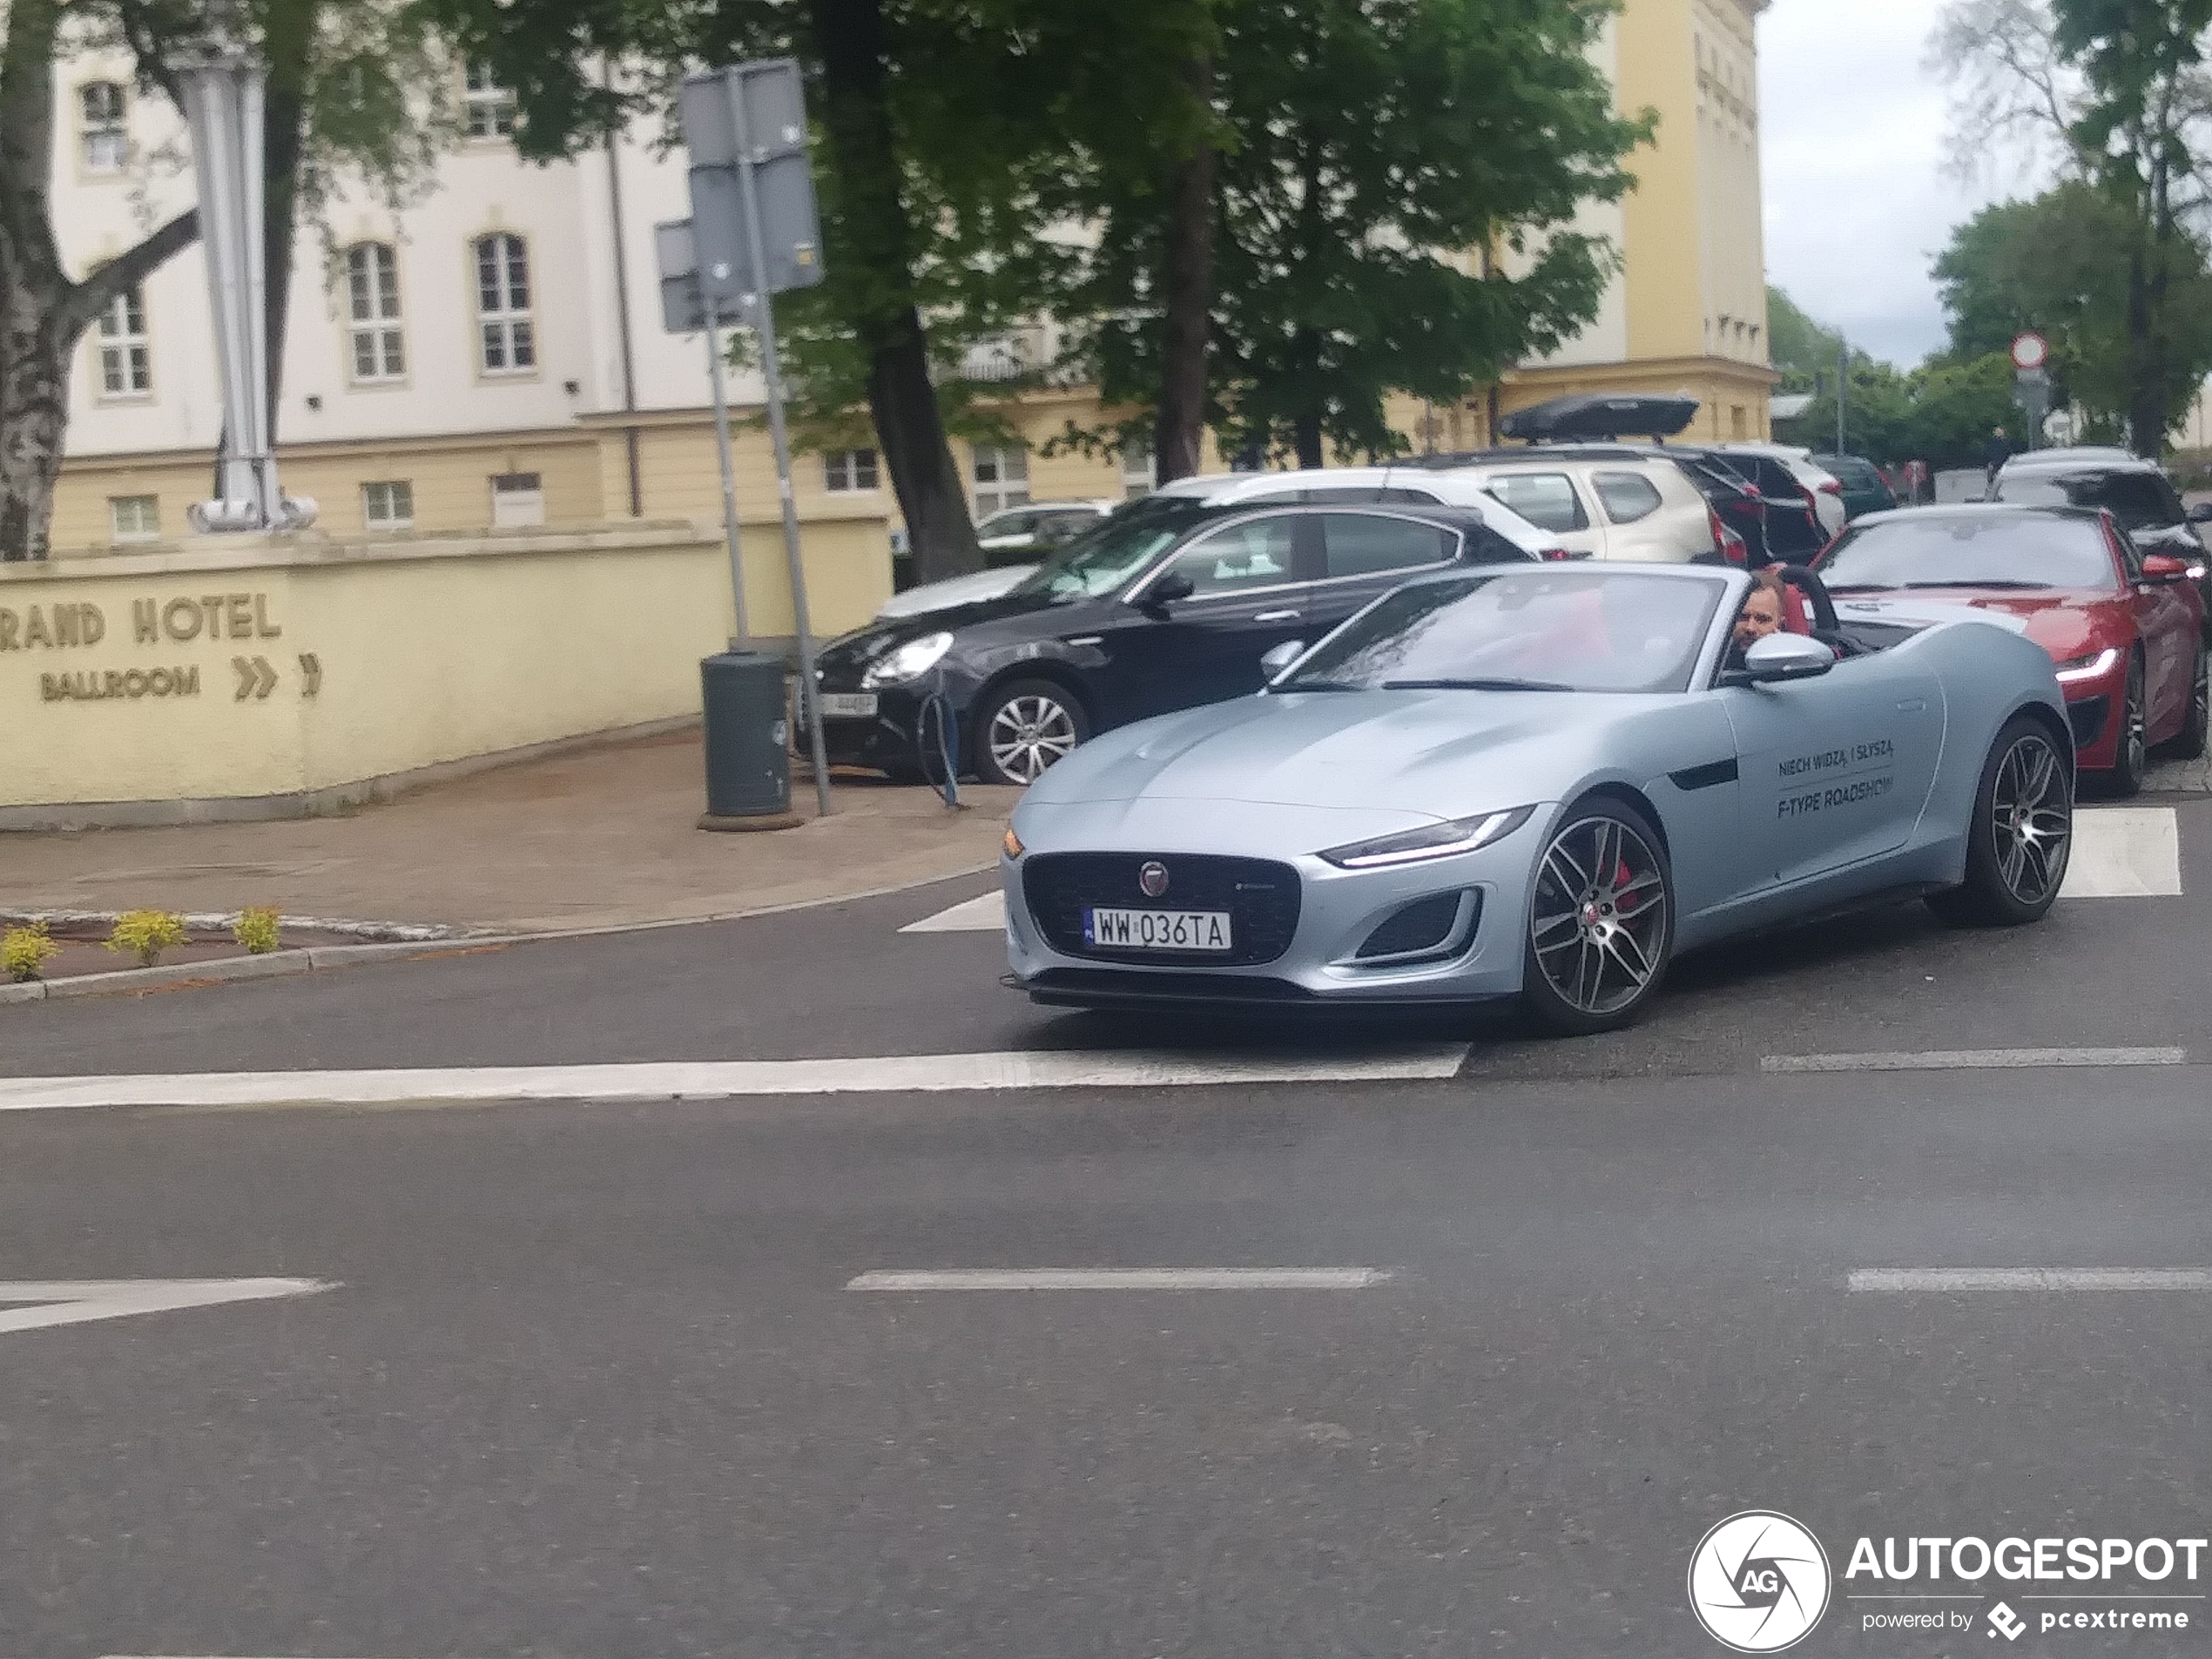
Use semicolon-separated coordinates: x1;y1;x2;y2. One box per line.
1992;455;2212;634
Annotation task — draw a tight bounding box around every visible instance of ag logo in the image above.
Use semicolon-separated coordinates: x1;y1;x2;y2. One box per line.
1688;1510;1831;1652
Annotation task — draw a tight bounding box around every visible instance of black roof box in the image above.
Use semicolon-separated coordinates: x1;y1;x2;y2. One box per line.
1500;393;1700;443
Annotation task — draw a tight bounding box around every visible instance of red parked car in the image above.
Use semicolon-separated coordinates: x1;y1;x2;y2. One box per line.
1812;503;2207;795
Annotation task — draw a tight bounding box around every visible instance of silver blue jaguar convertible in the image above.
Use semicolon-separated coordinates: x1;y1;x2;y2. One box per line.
1000;563;2074;1034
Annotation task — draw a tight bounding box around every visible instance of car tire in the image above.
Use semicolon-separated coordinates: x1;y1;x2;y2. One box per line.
2158;644;2209;760
1519;797;1675;1037
2100;652;2149;798
973;679;1091;786
1926;713;2074;927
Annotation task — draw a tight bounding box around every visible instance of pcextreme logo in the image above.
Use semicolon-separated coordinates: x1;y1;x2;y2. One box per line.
1688;1510;1833;1652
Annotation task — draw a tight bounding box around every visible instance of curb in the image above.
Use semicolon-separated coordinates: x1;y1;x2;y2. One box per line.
0;907;473;942
0;863;1001;1006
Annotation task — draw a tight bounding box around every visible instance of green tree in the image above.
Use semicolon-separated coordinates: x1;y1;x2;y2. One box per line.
1933;0;2212;452
1766;285;1845;392
1057;0;1648;470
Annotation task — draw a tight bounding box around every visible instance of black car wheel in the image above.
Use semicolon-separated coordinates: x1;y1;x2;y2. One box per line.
1521;798;1675;1036
1927;714;2073;927
2158;643;2209;761
974;679;1090;786
2100;653;2148;798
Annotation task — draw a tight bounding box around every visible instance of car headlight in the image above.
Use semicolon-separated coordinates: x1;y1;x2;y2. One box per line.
861;631;954;687
2054;647;2121;685
1318;806;1534;870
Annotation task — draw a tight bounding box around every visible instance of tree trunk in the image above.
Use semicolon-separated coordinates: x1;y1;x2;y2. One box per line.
807;0;978;583
1291;327;1324;469
2126;243;2163;458
0;0;71;559
259;0;316;440
1153;56;1215;485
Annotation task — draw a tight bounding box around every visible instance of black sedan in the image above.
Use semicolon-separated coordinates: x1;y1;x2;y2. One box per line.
812;497;1546;785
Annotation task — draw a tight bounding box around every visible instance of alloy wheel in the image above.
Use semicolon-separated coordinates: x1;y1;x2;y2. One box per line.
986;694;1079;784
1990;732;2073;905
1530;814;1669;1017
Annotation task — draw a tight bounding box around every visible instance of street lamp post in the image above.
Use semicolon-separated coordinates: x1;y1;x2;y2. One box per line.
176;4;314;534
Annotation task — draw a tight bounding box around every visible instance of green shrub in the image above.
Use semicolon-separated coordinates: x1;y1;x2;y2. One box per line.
233;906;282;954
105;909;189;968
3;922;59;983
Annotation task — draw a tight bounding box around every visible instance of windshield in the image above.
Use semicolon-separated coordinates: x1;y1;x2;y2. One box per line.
1994;469;2180;533
1817;514;2118;591
1278;569;1726;696
1009;497;1220;599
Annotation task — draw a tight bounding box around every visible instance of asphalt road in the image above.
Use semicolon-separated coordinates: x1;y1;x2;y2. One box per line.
0;1064;2207;1657
3;801;2207;1656
5;797;2209;1082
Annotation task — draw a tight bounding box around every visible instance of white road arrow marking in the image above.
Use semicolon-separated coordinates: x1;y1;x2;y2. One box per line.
900;892;1006;933
0;1278;329;1335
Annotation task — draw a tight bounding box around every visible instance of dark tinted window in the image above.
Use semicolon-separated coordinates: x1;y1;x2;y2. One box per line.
1815;455;1884;489
1592;471;1664;524
1482;472;1588;532
1320;513;1457;577
1012;496;1220;598
1163;516;1301;596
1817;514;2119;591
1995;469;2182;533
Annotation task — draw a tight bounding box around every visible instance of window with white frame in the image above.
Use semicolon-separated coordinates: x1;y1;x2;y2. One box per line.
971;444;1029;516
463;60;516;138
823;448;879;492
109;495;158;542
363;480;415;529
473;233;536;374
345;243;405;382
95;287;152;397
490;471;544;528
80;82;127;172
1120;439;1156;499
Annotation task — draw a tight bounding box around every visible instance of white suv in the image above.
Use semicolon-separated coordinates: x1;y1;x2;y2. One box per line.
1414;453;1723;563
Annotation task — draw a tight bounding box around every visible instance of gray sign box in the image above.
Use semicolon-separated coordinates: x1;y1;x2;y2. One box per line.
680;60;807;162
654;219;708;334
680;61;825;304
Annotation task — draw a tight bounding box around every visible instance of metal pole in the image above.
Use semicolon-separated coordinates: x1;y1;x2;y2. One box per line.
702;291;751;649
728;69;832;819
1836;338;1848;455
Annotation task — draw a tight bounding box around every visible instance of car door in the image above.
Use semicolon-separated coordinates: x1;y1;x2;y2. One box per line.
1479;471;1607;559
1099;511;1326;719
1719;652;1946;889
2108;516;2194;732
1307;509;1467;625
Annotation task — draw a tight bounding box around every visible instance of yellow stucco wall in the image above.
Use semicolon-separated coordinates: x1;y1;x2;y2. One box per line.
0;511;889;819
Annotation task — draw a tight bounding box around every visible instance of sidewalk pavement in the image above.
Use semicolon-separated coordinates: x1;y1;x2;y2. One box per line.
0;728;1020;936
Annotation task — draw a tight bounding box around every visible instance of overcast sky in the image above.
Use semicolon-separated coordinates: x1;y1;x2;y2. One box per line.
1758;0;2046;367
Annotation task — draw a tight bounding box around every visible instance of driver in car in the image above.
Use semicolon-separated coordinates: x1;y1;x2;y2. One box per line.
1724;571;1786;671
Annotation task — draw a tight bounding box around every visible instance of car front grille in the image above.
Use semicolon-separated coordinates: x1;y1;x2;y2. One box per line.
1022;852;1302;967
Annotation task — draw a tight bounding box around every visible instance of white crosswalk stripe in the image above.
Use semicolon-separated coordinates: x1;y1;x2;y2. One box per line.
898;807;2182;934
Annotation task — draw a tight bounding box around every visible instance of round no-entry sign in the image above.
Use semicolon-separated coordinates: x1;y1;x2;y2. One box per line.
2012;331;2050;370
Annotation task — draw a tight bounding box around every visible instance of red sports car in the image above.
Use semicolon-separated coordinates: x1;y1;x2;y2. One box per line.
1812;503;2206;795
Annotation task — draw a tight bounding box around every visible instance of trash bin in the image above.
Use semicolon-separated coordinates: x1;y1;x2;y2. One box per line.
698;651;802;830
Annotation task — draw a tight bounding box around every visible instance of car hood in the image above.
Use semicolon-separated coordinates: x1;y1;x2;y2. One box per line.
874;564;1039;621
1024;687;1648;817
825;583;1096;667
1836;587;2118;663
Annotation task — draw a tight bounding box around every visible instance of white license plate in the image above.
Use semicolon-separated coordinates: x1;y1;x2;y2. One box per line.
1082;907;1235;952
818;692;879;718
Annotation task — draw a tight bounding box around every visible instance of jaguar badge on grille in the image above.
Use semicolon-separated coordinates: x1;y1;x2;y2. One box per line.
1138;860;1170;899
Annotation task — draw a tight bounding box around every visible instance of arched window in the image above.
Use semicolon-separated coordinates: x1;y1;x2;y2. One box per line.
345;242;405;381
80;82;127;172
472;233;535;374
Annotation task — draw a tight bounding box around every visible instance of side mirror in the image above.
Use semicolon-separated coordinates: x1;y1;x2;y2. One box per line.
1743;632;1836;684
1141;570;1196;613
2141;552;2191;583
1259;639;1307;678
2187;502;2212;524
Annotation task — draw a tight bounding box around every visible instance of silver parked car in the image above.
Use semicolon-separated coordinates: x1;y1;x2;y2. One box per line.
1001;562;2073;1034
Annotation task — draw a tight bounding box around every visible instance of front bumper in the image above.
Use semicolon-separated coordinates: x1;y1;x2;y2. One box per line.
1001;815;1551;1007
2060;665;2123;770
813;679;930;773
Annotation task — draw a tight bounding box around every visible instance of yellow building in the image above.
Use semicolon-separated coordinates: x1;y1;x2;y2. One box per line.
46;0;1775;551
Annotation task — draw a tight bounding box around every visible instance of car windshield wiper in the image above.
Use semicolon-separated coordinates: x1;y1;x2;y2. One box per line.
1277;678;1365;693
1822;583;1891;594
1381;677;1576;692
1898;578;2053;590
